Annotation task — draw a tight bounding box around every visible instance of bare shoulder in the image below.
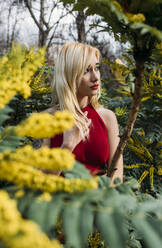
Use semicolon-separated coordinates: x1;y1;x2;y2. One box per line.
96;107;118;129
42;105;59;115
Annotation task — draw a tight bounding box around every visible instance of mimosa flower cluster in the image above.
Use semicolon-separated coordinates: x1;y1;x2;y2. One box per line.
2;145;75;171
158;166;162;175
142;67;162;101
112;1;146;23
88;232;104;248
0;160;98;193
125;13;145;23
29;66;52;94
0;190;61;248
127;141;153;162
0;44;45;109
16;110;74;138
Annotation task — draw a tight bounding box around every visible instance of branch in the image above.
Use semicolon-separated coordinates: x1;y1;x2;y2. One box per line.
40;0;49;29
47;0;58;24
107;42;147;178
47;10;72;49
6;3;12;48
24;0;43;32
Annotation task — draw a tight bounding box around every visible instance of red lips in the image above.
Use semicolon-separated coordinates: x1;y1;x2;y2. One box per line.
90;84;99;90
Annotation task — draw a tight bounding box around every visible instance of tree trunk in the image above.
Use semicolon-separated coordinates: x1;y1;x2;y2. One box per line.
38;0;48;47
76;11;86;43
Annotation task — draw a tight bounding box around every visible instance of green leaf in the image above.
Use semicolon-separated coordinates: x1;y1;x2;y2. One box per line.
63;161;92;179
127;239;142;248
0;105;13;125
95;210;127;248
132;216;162;248
79;203;94;247
0;138;23;152
98;175;111;188
60;0;75;4
131;23;162;41
147;216;162;236
45;195;65;232
62;200;81;248
27;200;50;232
17;191;37;215
26;194;64;234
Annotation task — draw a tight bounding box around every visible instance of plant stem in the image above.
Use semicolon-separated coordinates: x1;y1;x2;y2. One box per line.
107;53;145;177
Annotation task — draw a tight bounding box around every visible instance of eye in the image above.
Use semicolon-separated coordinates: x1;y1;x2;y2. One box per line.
84;68;90;74
95;65;101;71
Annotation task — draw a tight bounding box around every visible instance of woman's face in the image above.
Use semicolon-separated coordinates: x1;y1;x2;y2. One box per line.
76;53;100;99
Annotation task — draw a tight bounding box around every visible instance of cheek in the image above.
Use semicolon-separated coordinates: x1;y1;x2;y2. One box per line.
81;75;90;85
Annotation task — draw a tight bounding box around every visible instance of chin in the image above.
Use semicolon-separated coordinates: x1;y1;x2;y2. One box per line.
89;93;98;97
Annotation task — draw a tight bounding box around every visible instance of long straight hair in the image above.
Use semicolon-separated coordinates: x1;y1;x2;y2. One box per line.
52;42;101;140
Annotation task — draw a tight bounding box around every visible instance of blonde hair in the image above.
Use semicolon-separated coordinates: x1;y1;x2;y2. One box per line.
52;42;101;140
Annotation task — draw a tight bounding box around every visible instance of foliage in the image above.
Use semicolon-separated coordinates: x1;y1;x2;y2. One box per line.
0;14;162;248
0;190;61;248
4;174;162;248
61;0;162;44
5;65;53;127
100;53;162;194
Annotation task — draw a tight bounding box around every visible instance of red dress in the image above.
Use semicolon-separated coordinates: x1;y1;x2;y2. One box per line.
50;104;109;175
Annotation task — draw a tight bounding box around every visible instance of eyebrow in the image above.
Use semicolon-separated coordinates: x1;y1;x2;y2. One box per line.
87;62;100;69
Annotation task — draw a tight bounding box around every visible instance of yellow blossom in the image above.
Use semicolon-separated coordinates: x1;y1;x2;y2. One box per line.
88;232;104;248
15;189;25;198
0;44;46;109
28;66;52;94
149;167;154;190
124;164;148;169
0;191;20;236
157;166;162;175
112;1;123;12
138;170;149;185
0;190;61;248
16;110;74;138
1;56;8;64
115;106;127;116
112;1;146;23
37;192;52;202
125;13;146;23
9;145;75;171
0;161;98;193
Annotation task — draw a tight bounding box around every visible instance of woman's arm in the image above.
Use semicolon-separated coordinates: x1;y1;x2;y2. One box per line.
105;109;123;185
97;108;123;186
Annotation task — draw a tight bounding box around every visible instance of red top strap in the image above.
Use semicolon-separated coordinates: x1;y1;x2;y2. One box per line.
50;104;109;175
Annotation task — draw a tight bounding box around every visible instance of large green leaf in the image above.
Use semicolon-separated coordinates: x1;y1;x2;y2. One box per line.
0;127;23;152
0;105;13;125
61;199;81;248
95;210;127;248
132;216;162;248
131;23;162;41
26;194;64;234
63;161;93;179
79;203;94;247
17;190;38;215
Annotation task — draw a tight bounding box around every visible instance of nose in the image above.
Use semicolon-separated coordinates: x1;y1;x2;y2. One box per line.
91;69;99;82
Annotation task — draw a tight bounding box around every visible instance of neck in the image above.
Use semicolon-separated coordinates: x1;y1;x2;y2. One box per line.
77;96;89;109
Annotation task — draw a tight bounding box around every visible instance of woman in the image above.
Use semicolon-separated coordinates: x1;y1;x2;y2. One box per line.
42;42;123;185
